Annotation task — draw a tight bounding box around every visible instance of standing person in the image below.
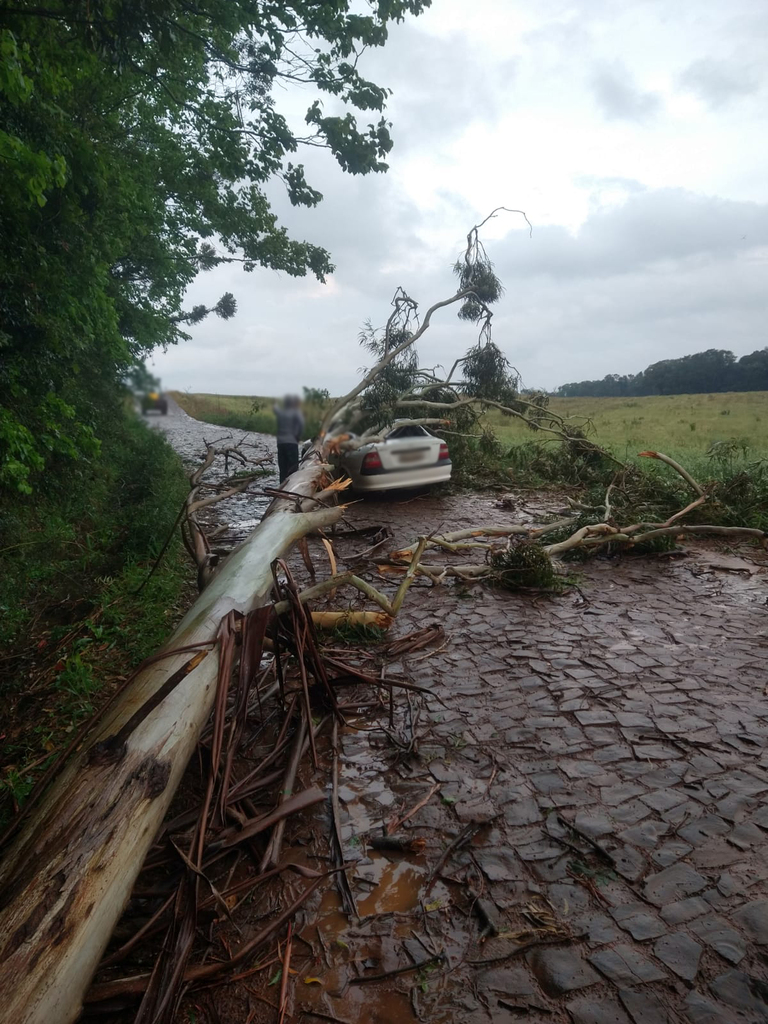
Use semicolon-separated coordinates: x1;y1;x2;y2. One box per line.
273;394;304;483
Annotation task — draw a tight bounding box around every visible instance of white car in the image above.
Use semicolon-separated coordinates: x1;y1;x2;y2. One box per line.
339;424;452;493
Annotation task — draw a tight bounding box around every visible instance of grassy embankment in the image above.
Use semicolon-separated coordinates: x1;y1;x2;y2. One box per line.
0;413;192;823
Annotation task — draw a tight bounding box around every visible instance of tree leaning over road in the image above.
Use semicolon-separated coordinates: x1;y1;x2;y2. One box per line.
0;0;430;492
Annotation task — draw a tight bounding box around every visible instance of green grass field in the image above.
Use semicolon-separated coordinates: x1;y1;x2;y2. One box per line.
487;392;768;463
173;388;768;530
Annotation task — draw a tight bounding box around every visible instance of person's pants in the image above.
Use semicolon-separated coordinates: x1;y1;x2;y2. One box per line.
277;442;299;484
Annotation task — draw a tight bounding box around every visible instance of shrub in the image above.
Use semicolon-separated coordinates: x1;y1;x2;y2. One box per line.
489;540;561;590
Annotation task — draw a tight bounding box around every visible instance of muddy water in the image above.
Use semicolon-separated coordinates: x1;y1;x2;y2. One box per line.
356;856;426;915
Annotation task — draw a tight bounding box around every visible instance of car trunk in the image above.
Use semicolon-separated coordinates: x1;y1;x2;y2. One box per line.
377;436;439;471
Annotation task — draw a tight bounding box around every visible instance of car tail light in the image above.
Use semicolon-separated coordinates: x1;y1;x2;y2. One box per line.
438;443;450;461
361;450;383;473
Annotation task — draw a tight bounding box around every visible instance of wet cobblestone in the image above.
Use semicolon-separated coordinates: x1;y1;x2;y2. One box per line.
343;477;768;1022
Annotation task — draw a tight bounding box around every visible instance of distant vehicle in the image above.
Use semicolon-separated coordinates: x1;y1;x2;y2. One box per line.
339;423;451;493
141;390;168;415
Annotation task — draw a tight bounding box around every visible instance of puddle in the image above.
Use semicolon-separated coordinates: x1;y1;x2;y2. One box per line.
682;561;768;609
357;854;426;916
340;988;416;1024
340;796;382;840
300;854;451;1024
714;574;767;609
314;888;355;946
311;851;449;935
297;965;417;1024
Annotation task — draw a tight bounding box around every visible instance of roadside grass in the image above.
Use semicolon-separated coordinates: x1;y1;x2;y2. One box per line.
172;392;276;433
0;412;193;824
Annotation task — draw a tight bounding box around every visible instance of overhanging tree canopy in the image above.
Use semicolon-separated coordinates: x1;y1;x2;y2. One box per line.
0;0;430;491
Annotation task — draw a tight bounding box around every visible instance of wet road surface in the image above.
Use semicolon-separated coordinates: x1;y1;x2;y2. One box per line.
149;403;768;1024
146;396;280;533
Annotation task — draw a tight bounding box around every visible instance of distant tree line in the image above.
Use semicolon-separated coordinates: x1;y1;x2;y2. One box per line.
556;348;768;398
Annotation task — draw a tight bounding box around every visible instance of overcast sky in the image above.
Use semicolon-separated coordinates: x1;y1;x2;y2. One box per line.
151;0;768;395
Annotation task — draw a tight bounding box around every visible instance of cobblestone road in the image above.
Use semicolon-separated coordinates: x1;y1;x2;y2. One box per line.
152;406;768;1024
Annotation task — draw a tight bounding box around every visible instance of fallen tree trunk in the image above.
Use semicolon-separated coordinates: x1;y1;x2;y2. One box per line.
0;494;340;1024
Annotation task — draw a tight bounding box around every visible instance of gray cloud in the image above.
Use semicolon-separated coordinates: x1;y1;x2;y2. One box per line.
493;188;768;281
359;24;507;150
152;164;465;396
573;175;646;195
262;158;444;301
485;188;768;388
154;184;768;397
492;254;767;391
590;62;661;122
679;57;761;109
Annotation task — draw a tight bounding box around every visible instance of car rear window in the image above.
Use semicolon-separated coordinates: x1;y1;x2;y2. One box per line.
387;425;429;439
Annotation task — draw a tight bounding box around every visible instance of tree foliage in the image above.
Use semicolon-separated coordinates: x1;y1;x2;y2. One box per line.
350;242;540;446
0;0;429;490
557;348;768;399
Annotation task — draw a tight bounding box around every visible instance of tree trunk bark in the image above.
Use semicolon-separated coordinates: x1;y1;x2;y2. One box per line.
0;495;340;1024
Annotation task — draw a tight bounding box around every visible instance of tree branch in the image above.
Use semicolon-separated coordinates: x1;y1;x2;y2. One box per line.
321;287;479;434
638;451;705;496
